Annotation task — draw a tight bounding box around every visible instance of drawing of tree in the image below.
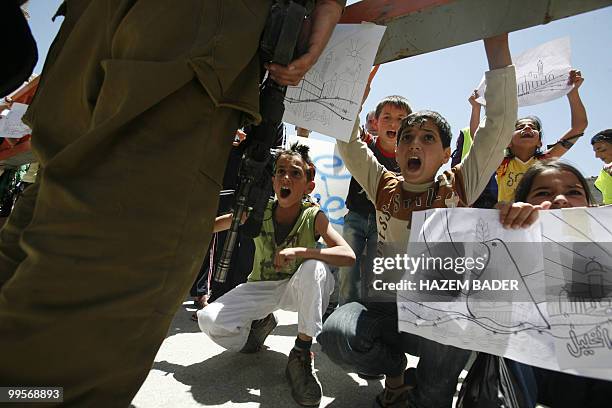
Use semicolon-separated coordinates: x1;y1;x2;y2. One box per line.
475;218;490;242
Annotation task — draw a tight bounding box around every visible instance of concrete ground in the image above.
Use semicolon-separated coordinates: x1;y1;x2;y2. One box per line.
132;300;462;408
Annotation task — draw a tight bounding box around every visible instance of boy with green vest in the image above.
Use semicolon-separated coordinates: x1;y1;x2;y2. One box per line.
198;143;355;406
591;129;612;204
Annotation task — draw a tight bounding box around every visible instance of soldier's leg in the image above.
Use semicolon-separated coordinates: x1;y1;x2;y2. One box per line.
0;182;38;288
0;86;241;406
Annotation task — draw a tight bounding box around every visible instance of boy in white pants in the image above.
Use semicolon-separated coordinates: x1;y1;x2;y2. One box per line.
198;143;355;406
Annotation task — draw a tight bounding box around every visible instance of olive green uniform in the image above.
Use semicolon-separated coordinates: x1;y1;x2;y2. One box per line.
0;0;342;405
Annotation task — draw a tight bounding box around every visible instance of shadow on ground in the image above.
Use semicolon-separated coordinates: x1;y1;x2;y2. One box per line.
270;323;299;337
152;345;382;407
155;300;384;407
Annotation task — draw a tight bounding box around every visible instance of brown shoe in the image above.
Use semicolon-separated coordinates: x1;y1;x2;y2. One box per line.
286;348;322;406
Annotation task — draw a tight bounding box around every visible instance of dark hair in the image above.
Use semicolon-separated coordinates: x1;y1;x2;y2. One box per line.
274;142;315;182
507;116;544;158
374;95;412;119
514;159;594;205
397;110;452;148
590;129;612;145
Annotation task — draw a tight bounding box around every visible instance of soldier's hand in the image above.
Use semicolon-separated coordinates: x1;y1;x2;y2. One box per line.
267;0;343;86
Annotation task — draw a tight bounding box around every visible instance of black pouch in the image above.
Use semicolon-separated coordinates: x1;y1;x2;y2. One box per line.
457;353;529;408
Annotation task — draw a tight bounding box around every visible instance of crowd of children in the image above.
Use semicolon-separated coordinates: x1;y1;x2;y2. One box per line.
189;33;611;408
0;23;607;408
6;2;611;406
92;22;612;408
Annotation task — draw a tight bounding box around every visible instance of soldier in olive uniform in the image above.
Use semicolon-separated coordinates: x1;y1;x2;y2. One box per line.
0;0;344;405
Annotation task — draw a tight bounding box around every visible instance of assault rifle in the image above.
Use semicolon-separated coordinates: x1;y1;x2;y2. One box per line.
214;0;312;283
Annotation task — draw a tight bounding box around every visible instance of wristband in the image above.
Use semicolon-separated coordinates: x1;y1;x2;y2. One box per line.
547;133;583;150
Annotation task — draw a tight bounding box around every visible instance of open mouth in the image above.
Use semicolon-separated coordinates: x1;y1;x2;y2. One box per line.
520;131;535;139
407;157;421;171
386;130;397;138
279;187;292;199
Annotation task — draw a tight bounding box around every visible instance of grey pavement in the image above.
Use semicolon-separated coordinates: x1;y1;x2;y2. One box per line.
132;300;463;408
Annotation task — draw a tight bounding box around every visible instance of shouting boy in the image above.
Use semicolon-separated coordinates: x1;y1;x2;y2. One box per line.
198;143;355;406
318;34;517;408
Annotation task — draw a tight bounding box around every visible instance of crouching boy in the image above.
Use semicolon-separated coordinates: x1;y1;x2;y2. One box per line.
198;143;355;406
318;34;517;408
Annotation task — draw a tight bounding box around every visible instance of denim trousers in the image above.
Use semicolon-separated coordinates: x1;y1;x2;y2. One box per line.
339;211;378;305
318;302;471;408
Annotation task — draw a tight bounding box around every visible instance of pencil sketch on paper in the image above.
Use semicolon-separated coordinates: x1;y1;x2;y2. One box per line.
476;37;573;107
516;60;570;97
282;24;386;142
396;207;612;381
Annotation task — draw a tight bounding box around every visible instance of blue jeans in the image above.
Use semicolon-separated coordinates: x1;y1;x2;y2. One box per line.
339;211;377;305
318;302;471;408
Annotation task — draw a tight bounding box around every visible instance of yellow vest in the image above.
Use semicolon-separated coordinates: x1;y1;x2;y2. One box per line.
460;127;473;160
595;169;612;205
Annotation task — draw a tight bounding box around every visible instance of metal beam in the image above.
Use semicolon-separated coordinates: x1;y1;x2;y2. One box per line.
339;0;612;64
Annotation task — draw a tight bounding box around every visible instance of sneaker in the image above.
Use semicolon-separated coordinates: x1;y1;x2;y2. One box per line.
373;383;414;408
285;348;322;406
240;313;277;353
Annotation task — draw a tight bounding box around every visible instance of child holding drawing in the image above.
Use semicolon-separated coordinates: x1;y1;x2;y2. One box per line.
496;69;587;202
497;159;612;408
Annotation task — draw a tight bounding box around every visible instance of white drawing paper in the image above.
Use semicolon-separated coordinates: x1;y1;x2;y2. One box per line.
282;24;386;141
541;208;612;371
0;102;31;139
476;37;573;107
397;207;612;381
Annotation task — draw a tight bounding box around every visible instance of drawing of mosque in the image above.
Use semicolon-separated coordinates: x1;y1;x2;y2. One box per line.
549;258;612;316
517;60;566;97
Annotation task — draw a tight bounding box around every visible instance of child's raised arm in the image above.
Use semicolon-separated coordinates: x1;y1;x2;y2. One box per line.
484;33;512;71
335;65;388;209
545;69;587;158
469;90;482;139
273;212;355;271
460;33;517;206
